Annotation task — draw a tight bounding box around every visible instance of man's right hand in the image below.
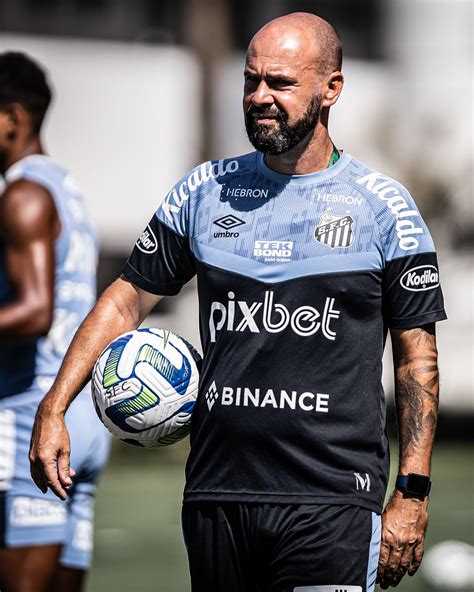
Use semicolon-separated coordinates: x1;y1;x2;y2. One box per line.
29;402;75;501
28;279;160;500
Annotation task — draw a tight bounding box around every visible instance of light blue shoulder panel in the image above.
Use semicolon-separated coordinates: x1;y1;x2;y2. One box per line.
189;152;386;282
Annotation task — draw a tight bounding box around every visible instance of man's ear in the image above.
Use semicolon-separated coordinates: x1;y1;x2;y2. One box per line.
321;71;344;108
5;103;28;140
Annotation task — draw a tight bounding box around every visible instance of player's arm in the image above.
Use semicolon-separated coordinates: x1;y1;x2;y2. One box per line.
378;323;439;589
31;166;197;500
0;179;57;338
29;277;163;500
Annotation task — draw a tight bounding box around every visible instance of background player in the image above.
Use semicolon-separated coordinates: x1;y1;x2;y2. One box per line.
0;52;110;592
29;13;446;592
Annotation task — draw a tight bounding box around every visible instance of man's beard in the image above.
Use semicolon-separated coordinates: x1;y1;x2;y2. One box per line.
245;95;321;155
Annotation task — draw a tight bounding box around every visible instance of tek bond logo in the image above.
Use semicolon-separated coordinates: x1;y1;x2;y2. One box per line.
209;291;340;343
253;240;294;262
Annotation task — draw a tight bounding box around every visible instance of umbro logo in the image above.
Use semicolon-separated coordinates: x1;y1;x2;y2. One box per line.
213;215;245;238
213;215;245;230
205;381;219;410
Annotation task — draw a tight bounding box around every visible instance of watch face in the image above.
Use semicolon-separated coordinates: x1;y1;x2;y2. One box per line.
407;473;430;495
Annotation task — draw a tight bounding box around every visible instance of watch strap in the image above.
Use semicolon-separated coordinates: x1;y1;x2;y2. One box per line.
396;473;432;498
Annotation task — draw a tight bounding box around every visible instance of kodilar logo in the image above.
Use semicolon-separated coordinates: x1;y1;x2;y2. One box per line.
315;210;355;248
400;265;439;292
136;224;157;254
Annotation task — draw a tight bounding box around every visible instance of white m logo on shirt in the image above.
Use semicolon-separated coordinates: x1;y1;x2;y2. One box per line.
354;472;371;492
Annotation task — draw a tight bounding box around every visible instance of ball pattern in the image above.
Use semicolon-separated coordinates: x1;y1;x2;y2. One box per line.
92;328;200;447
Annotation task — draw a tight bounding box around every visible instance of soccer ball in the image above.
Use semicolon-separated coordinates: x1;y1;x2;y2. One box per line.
422;540;474;590
91;328;201;447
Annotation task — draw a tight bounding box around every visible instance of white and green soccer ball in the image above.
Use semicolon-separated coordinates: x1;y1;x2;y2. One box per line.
91;328;201;447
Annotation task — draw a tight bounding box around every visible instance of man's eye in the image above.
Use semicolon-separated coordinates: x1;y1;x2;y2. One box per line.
271;79;291;88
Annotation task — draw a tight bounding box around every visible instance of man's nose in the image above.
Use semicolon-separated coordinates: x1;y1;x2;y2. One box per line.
251;80;274;106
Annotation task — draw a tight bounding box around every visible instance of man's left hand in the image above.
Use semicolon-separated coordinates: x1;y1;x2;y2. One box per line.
377;489;429;588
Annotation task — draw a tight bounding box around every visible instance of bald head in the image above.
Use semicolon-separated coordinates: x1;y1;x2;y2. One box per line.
243;12;344;157
248;12;342;75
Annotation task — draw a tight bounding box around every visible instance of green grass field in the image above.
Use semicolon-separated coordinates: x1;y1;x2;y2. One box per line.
86;442;473;592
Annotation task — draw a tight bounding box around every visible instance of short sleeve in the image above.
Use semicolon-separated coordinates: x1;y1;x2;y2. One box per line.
121;172;197;296
381;184;447;328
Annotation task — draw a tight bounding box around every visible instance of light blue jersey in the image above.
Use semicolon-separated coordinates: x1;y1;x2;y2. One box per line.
0;155;110;568
0;155;97;403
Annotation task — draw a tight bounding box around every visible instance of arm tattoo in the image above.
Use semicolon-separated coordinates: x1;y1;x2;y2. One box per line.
392;325;439;472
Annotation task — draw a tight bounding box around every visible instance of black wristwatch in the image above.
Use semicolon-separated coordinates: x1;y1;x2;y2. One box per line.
396;473;431;499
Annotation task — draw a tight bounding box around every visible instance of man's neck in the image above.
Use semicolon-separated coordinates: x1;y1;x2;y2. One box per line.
2;137;44;176
264;125;336;176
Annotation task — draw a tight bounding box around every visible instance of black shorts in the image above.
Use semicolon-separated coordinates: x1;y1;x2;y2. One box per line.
182;502;381;592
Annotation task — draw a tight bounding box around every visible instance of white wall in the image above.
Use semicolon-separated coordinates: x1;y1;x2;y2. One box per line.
1;26;471;410
0;34;202;250
385;0;473;221
212;54;399;176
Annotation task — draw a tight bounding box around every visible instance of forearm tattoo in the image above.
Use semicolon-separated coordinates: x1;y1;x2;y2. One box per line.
393;325;439;470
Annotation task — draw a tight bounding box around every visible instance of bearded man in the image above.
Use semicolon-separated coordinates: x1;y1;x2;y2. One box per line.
30;13;446;592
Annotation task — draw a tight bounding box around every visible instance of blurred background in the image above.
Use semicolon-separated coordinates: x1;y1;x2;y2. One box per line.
0;0;472;590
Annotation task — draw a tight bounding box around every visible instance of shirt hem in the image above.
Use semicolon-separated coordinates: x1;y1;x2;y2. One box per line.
388;309;447;328
183;491;382;513
121;262;182;296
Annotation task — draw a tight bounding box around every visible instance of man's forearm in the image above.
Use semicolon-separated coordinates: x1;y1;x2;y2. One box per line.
30;278;161;499
40;279;143;416
393;326;439;475
377;326;439;588
0;299;52;338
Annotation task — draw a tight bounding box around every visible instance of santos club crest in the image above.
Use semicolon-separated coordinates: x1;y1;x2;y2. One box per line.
315;210;355;248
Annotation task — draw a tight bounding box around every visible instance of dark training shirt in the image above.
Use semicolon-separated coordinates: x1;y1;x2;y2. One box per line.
122;151;447;513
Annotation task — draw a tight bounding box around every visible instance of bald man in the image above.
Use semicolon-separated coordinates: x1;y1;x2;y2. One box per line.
29;12;446;592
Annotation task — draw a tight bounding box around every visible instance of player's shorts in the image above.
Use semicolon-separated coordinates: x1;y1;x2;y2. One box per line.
0;385;111;570
182;501;381;592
